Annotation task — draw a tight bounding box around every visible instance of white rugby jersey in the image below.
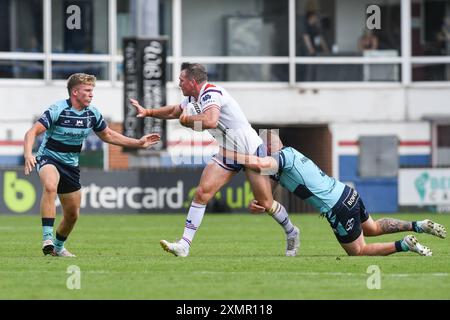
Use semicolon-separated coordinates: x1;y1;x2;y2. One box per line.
180;83;262;153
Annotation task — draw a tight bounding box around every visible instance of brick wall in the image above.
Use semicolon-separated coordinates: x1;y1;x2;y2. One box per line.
108;122;129;169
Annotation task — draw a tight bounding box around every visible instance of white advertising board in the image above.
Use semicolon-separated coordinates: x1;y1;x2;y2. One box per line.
399;169;450;205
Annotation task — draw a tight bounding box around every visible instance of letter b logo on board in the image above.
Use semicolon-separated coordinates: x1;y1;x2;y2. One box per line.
3;171;36;213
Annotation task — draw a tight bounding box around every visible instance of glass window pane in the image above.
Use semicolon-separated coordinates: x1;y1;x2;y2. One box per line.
116;0;172;56
437;125;450;147
412;63;450;81
52;62;109;80
0;0;43;52
195;64;288;82
296;0;401;57
182;0;289;56
437;125;450;166
412;0;450;56
296;64;400;82
0;60;43;79
52;0;109;54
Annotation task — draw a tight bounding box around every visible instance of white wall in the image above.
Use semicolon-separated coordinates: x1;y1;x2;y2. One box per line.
0;81;447;171
0;84;122;140
0;83;449;141
229;87;405;123
408;88;450;120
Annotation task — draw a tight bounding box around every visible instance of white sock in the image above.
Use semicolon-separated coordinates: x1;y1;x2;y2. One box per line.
269;202;295;235
181;201;206;248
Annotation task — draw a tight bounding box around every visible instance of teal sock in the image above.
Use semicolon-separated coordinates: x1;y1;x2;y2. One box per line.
395;240;409;252
42;226;53;241
412;221;423;233
41;218;54;241
400;239;409;252
54;233;67;253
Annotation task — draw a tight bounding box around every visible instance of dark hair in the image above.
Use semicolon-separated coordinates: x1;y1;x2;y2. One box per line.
306;11;318;21
181;62;208;83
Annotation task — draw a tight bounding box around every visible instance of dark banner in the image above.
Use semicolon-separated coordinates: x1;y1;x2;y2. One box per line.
0;169;253;214
123;37;167;152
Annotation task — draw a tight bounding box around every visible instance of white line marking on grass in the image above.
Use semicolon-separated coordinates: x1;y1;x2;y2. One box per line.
0;270;447;278
193;271;449;277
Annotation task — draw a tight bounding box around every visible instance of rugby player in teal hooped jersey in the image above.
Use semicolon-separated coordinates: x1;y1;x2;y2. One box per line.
232;130;446;256
24;73;160;257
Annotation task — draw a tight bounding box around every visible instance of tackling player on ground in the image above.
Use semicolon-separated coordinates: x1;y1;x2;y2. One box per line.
130;63;299;257
232;130;446;256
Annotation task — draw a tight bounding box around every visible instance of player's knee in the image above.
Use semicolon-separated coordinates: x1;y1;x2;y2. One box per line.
345;246;363;256
194;186;213;204
64;210;79;223
42;183;58;195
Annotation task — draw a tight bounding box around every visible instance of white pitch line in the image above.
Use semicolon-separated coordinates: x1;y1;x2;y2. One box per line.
193;271;449;277
0;270;447;278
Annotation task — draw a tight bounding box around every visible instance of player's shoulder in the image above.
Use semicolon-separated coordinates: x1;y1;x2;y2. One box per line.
50;99;69;110
280;146;296;156
279;147;298;167
201;83;224;97
86;104;103;116
46;99;69;116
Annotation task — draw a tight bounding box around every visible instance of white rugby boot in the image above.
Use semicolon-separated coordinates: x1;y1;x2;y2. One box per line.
418;219;446;239
42;239;55;256
286;226;300;257
403;235;432;256
53;248;76;257
160;240;189;257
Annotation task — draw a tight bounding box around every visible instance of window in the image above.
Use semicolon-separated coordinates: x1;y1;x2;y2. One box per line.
413;63;450;81
52;61;109;80
195;64;289;82
116;0;172;81
52;0;109;54
296;0;401;57
0;60;43;79
295;0;401;82
179;0;288;81
412;0;450;57
182;0;288;57
0;0;43;53
0;0;43;79
436;124;450;167
0;0;448;83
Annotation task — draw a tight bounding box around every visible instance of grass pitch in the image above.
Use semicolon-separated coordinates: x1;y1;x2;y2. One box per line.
0;213;449;299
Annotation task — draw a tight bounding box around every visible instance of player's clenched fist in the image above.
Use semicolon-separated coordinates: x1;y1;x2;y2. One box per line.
249;200;266;214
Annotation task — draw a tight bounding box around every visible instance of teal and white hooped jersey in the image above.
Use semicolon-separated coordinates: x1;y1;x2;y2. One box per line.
271;147;346;213
36;99;107;167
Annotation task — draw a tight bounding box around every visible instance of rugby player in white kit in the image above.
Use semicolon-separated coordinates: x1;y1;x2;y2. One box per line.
130;63;299;257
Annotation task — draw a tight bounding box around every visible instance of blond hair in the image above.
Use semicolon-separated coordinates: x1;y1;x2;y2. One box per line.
67;73;96;96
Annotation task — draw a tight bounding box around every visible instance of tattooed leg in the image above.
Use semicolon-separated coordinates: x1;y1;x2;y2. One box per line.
376;218;413;234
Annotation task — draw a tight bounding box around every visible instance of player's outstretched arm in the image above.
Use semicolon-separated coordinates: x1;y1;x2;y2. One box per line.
225;149;278;174
221;145;280;175
23;122;46;175
129;98;182;119
179;107;219;131
96;127;160;149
